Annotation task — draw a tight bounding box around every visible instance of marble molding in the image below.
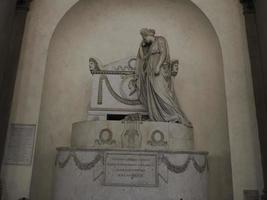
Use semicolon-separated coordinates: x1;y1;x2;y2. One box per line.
71;120;194;151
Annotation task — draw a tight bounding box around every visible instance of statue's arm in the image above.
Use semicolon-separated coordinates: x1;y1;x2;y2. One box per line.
135;46;143;78
155;38;167;76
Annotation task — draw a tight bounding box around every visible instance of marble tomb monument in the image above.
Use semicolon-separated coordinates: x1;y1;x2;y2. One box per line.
52;29;208;200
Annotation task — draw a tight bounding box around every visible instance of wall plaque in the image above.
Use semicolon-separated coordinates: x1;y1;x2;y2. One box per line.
104;152;158;187
5;124;36;165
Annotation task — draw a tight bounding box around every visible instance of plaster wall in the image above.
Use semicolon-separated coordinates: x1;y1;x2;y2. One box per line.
1;0;263;200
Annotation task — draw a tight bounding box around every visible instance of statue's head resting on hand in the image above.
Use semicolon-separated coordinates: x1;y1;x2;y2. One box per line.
140;28;156;44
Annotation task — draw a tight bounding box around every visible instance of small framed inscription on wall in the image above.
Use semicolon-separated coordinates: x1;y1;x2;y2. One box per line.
5;124;36;165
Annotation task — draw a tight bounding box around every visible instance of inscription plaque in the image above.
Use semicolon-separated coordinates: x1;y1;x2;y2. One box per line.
5;124;36;165
104;152;158;187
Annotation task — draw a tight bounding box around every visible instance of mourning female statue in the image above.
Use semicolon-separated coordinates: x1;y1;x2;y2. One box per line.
135;28;192;127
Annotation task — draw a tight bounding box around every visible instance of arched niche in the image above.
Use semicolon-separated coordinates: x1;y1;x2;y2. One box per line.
31;0;233;199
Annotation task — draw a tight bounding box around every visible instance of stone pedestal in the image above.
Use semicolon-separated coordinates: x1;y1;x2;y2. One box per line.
71;120;193;151
53;148;208;200
52;119;208;200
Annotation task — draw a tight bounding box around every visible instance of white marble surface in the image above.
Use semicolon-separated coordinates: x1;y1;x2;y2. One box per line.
89;57;146;115
71;120;193;151
53;148;208;200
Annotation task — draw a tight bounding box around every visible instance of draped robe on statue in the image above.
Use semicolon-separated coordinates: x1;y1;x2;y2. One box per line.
136;36;192;127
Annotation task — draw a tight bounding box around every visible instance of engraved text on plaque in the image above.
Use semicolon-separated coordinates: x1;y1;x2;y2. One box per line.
104;152;158;187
